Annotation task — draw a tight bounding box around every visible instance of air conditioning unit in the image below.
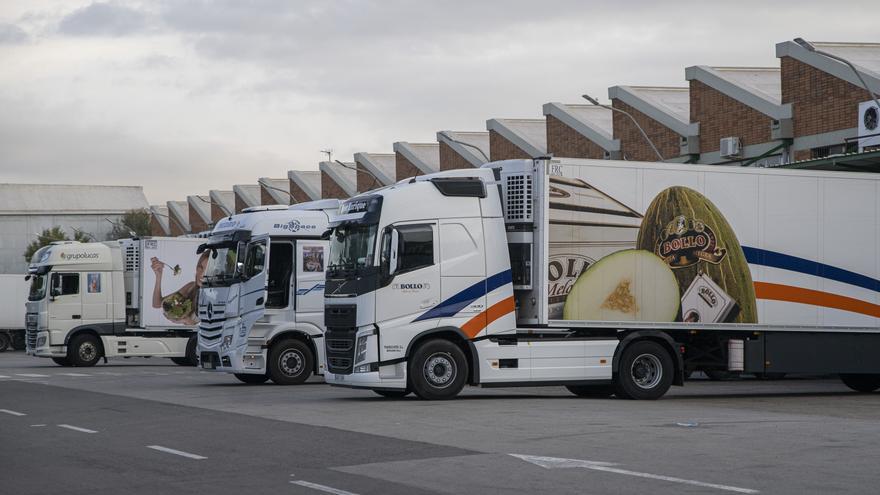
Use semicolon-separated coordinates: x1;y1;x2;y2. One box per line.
720;137;741;159
858;100;880;152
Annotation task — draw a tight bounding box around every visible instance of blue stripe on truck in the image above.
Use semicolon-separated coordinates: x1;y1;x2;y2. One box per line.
742;246;880;293
412;270;512;322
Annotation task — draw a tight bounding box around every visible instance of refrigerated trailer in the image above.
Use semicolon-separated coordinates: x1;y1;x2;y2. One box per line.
0;274;28;351
25;237;205;366
197;200;337;384
323;158;880;399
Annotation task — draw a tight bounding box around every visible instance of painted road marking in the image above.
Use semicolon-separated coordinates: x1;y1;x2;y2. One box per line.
511;454;758;494
58;424;98;434
290;480;360;495
0;409;26;416
30;424;46;427
146;445;207;460
0;375;10;378
58;373;91;377
15;373;50;378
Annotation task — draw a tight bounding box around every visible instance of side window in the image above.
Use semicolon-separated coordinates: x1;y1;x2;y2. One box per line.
397;224;434;273
244;241;266;279
56;273;80;296
267;242;293;308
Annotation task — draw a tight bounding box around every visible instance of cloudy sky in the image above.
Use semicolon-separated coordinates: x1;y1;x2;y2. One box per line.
0;1;877;203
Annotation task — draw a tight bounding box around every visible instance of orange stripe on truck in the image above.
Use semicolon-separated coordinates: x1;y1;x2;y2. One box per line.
754;282;880;319
461;296;516;339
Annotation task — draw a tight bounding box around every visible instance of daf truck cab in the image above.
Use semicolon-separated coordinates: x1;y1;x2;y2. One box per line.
26;237;204;367
324;158;880;400
197;200;337;385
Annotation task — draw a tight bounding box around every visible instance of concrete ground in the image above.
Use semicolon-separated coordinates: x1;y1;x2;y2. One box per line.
2;350;878;495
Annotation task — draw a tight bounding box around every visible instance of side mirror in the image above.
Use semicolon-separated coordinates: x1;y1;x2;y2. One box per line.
388;229;400;276
196;243;208;254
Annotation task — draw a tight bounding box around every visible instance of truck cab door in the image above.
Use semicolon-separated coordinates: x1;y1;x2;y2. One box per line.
375;222;441;329
295;240;329;320
48;272;83;329
81;272;109;323
239;236;269;329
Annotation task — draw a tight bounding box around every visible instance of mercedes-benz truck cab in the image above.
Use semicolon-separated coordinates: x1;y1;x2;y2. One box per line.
197;200;338;385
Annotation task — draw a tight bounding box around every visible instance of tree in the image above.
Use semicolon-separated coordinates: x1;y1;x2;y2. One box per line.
22;227;92;261
106;209;152;240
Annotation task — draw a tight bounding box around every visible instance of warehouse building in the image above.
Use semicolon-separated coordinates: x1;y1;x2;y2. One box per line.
0;183;149;273
258;177;291;206
166;200;190;236
319;161;357;199
209;190;235;223
187;195;211;234
436;130;490;170
233;184;262;213
486;118;547;160
393;142;440;180
288;170;322;203
608;86;699;162
543;102;619;159
354;152;396;192
149;204;171;236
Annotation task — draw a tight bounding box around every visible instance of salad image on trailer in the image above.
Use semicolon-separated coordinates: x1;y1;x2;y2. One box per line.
323;158;880;400
196;200;338;385
25;237;205;367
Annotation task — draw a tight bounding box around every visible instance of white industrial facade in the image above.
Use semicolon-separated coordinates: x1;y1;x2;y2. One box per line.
0;183;149;274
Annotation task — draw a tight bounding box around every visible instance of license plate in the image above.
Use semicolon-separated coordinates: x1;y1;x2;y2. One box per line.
202;360;215;369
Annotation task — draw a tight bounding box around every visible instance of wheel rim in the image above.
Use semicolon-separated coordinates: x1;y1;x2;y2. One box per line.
279;349;304;377
423;352;456;389
79;342;97;362
630;353;662;389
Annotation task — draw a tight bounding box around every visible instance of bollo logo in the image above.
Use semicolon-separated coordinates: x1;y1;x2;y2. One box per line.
656;215;726;268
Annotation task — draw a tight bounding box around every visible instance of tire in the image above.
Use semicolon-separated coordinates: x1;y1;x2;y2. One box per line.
170;357;190;366
171;337;199;367
840;374;880;393
52;357;72;366
565;384;614;398
373;389;410;398
408;339;468;400
268;339;313;385
0;333;10;352
68;334;102;367
614;340;674;400
234;373;270;384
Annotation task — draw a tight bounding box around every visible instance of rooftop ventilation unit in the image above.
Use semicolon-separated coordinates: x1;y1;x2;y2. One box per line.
720;137;742;159
858;101;880;152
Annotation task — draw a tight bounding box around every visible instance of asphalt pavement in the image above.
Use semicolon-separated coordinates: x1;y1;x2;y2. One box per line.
2;351;879;495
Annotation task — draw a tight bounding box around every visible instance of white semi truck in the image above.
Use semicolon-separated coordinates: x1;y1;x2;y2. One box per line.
25;237;205;366
324;158;880;399
196;200;337;384
0;274;29;352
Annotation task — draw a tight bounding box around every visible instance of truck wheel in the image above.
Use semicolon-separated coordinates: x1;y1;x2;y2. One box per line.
69;334;102;367
171;337;199;366
373;389;410;398
52;357;72;366
0;333;10;352
840;374;880;393
234;373;269;384
408;339;468;400
565;384;614;398
268;339;313;385
614;340;673;400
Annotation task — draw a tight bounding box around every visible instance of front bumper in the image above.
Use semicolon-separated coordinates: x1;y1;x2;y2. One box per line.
200;344;267;374
29;331;66;358
324;365;408;390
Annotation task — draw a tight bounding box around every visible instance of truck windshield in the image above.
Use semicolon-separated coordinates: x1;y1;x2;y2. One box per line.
204;246;239;286
329;224;377;271
28;274;47;301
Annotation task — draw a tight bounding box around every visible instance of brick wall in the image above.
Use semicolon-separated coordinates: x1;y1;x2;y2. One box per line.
149;215;166;236
489;130;532;161
168;214;185;236
396;153;422;181
260;185;287;205
690;80;773;154
234;193;249;214
356;161;384;192
288;179;312;203
781;56;870;160
321;172;349;199
545;114;607;159
611;99;682;161
439;141;475;171
210;202;227;223
189;208;208;234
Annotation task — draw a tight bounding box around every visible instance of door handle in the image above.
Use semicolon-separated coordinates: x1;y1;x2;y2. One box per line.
72;315;81;320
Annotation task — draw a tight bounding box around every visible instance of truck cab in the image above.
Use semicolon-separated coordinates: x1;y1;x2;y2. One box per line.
197;200;338;385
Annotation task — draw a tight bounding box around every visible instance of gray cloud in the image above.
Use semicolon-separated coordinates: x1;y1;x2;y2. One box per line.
0;23;28;43
58;2;153;36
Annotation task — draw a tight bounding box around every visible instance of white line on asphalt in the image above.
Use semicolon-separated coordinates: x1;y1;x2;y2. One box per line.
578;464;759;494
0;375;10;378
30;424;46;427
0;409;26;416
15;373;50;378
58;373;91;377
58;424;98;434
146;445;207;460
290;480;360;495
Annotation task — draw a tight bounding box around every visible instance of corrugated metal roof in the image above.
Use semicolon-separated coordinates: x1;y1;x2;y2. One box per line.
626;87;690;123
258;177;290;204
776;40;880;94
232;184;261;208
542;103;618;152
486;118;547;157
815;42;880;78
187;195;211;223
393;142;441;175
319;161;357;197
437;131;490;166
287;170;321;201
0;183;148;215
354;152;396;185
166;200;191;232
149;205;170;234
712;67;781;103
209;190;235;217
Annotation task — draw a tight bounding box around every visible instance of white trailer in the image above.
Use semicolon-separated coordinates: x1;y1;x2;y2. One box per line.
197;200;337;384
0;274;29;351
323;158;880;399
25;237;205;366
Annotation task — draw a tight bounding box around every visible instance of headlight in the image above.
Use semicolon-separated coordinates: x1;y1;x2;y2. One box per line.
354;335;368;364
221;335;233;351
36;336;47;347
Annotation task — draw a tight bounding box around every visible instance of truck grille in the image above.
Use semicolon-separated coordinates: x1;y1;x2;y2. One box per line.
324;328;356;374
327;339;353;352
25;314;37;351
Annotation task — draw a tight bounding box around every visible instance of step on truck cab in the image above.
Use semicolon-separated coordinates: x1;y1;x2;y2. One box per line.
25;237;205;367
324;158;880;400
196;200;338;385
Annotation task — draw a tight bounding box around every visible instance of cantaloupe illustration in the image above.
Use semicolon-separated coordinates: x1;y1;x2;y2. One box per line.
563;249;680;322
636;186;757;323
